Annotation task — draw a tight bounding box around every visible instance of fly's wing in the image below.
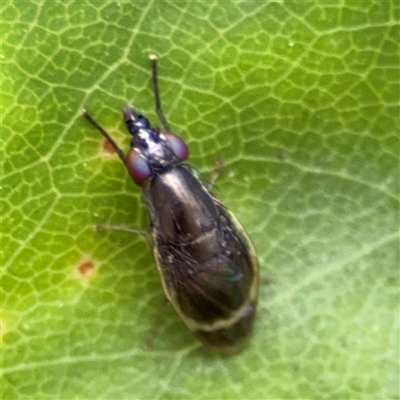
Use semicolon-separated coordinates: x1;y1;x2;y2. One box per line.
176;249;253;323
156;204;256;325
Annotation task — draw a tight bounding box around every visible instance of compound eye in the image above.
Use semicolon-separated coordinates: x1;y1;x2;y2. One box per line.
164;133;189;161
126;149;152;184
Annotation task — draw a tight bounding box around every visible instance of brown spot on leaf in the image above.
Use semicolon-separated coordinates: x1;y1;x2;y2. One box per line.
76;260;96;280
103;138;116;155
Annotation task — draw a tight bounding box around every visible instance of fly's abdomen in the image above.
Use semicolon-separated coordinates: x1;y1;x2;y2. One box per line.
194;303;257;353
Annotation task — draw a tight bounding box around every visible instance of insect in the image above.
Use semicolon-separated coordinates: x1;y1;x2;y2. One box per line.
82;55;259;353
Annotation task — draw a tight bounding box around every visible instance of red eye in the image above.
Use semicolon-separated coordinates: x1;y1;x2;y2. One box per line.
126;149;151;184
164;133;189;161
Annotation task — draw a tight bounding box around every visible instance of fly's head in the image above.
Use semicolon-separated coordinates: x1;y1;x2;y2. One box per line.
123;105;189;185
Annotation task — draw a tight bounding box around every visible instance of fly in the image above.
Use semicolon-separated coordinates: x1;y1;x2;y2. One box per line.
82;55;259;354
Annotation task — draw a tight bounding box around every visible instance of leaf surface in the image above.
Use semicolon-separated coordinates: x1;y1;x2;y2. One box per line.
2;1;399;399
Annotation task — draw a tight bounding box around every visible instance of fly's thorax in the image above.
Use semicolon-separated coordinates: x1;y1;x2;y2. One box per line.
142;165;219;242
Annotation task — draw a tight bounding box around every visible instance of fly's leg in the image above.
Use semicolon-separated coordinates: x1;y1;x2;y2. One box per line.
82;111;151;242
82;110;126;164
207;158;225;190
150;54;223;194
149;54;171;132
145;298;170;349
96;224;152;243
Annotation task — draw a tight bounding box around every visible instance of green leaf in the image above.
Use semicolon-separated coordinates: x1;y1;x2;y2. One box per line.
2;1;399;399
